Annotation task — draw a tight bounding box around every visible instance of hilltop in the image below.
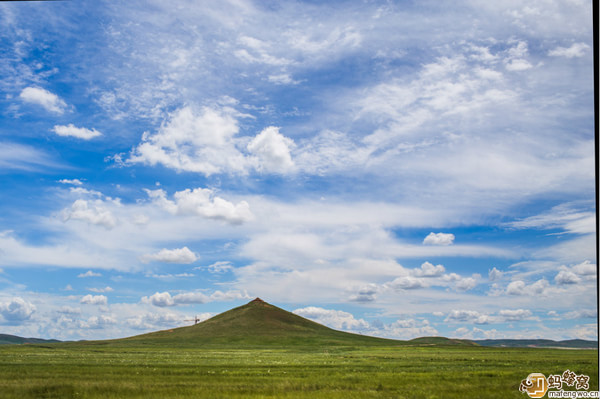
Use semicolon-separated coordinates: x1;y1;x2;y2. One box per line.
108;298;407;348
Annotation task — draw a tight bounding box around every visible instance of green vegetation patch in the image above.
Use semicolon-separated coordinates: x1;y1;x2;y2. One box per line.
0;344;596;398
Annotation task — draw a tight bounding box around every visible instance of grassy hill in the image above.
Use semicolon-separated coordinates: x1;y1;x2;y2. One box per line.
100;298;407;349
0;334;60;345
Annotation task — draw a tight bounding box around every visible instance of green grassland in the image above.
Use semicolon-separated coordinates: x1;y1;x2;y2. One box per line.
0;344;597;399
0;300;596;398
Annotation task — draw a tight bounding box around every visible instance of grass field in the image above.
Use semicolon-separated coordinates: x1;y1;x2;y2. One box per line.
0;344;597;398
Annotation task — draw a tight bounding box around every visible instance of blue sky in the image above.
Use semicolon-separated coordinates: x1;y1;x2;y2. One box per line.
0;0;596;341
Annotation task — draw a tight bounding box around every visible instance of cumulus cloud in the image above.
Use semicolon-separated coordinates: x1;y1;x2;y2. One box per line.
506;279;549;296
293;306;369;331
127;105;297;176
554;270;581;285
455;277;477;291
247;126;295;173
548;43;589;58
146;187;253;224
413;261;445;277
444;309;491;325
0;297;36;322
80;294;108;305
61;199;117;229
387;276;426;290
19;86;67;114
144;292;175;307
52;124;102;140
128;105;248;175
141;247;197;264
571;260;596;276
488;267;503;281
423;232;455;246
142;290;250;307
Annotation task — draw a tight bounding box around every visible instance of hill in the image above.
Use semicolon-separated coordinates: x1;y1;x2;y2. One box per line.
409;336;479;346
0;334;60;345
472;339;598;349
107;298;407;348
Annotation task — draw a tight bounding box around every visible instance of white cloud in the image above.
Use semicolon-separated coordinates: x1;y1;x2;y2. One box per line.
505;58;532;71
146;187;253;225
348;284;379;302
0;297;36;322
127;105;298;176
128;105;248;175
201;261;234;273
126;311;208;330
506;279;549;296
444;309;491;325
293;306;369;331
548;43;589;58
57;306;81;315
455;277;477;291
78;270;101;278
423;232;455;246
142;290;250;307
0;141;65;172
144;292;175;307
80;295;108;305
498;309;532;321
387;276;426;290
564;309;597;319
488;267;503;281
208;290;249;302
58;179;84;186
554;270;581;285
88;286;114;293
61;199;118;229
571;260;596;276
171;292;208;305
80;315;116;329
247;126;295;173
267;74;299;85
52;124;102;140
413;261;445;277
507;204;595;234
141;247;197;264
19;86;67;114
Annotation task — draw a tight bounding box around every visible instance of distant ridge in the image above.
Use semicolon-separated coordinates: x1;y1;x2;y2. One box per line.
472;339;598;349
0;334;61;345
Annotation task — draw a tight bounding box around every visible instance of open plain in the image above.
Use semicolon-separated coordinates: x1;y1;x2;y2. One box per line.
0;300;597;398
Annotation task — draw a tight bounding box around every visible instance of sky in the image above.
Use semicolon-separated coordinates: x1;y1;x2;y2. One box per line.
0;0;596;342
